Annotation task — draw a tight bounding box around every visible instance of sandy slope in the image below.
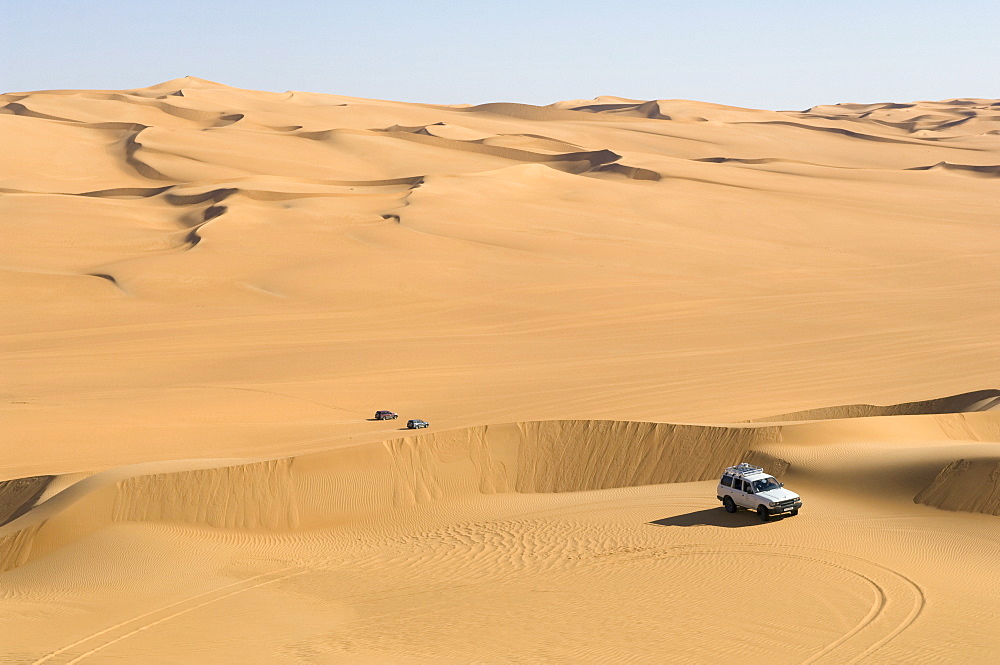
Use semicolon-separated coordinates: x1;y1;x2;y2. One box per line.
2;406;1000;663
2;79;999;663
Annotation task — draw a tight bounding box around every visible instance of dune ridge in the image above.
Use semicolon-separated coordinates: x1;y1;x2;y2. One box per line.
0;419;781;572
750;388;1000;422
907;161;1000;176
4;392;999;576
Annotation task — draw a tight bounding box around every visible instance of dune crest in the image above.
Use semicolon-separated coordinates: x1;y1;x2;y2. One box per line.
4;392;999;575
750;389;1000;422
0;418;782;568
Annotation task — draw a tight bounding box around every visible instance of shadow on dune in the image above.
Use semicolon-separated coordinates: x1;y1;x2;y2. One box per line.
0;476;53;527
650;509;787;528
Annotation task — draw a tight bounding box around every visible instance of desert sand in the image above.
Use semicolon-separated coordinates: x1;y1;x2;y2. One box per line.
1;78;999;663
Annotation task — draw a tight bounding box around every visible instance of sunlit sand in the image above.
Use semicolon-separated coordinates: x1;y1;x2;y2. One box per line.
2;79;999;663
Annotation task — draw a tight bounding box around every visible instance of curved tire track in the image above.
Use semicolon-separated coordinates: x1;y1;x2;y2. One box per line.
28;513;925;664
29;563;309;665
730;544;925;665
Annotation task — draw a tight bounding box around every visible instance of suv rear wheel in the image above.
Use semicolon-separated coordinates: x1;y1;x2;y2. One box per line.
723;496;737;513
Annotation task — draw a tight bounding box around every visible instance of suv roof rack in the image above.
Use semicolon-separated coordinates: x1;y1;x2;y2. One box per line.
724;463;765;477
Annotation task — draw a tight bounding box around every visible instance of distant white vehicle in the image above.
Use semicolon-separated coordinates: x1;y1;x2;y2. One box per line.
717;463;801;521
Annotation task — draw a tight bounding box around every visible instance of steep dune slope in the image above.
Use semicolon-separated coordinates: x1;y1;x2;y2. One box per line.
0;476;52;526
0;419;780;571
915;457;1000;515
4;400;999;574
2;405;1000;662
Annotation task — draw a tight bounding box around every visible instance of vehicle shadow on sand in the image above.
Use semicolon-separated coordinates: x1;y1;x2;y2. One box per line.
649;508;789;528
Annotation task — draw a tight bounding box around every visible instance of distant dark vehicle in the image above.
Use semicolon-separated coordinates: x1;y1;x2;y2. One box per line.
406;419;429;429
374;410;398;420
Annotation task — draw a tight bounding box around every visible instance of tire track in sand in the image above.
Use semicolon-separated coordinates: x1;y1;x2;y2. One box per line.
508;494;926;662
717;543;925;665
489;494;926;663
28;525;925;664
29;563;311;665
793;546;926;665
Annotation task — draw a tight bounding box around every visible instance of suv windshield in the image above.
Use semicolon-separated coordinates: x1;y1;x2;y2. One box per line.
750;477;781;493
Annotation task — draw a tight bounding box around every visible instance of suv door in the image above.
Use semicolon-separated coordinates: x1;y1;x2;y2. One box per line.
734;479;754;508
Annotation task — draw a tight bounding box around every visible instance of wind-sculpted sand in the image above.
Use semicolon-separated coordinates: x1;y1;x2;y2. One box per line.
2;79;999;662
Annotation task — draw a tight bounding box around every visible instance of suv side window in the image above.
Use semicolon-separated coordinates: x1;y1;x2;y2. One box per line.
721;475;733;487
737;479;747;492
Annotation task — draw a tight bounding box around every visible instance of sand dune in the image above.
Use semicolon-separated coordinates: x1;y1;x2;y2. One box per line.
2;403;1000;661
908;161;1000;176
915;457;1000;515
2;79;1000;662
751;388;1000;422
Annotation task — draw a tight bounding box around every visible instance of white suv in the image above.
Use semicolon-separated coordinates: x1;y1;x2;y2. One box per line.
717;463;801;521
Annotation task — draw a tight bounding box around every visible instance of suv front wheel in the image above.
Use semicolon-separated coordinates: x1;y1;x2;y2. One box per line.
723;496;737;513
757;505;770;522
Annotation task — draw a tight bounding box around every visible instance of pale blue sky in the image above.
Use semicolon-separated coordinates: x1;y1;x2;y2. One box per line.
3;0;998;109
